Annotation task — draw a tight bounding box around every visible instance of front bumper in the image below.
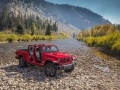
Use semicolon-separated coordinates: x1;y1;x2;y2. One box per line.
15;56;18;59
57;61;76;70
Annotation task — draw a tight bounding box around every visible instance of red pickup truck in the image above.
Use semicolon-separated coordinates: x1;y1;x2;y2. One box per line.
15;44;76;77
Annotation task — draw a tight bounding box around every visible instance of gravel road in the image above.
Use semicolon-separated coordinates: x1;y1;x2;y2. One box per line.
0;39;120;90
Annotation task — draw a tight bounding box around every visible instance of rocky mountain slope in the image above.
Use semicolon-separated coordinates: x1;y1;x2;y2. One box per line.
0;0;111;34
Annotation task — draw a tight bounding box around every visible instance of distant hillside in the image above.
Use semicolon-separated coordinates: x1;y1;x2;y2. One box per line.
0;0;111;34
43;2;111;29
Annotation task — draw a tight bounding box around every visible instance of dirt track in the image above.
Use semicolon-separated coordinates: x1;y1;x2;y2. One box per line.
0;39;120;90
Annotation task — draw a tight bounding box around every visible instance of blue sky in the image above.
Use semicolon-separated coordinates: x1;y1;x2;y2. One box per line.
45;0;120;24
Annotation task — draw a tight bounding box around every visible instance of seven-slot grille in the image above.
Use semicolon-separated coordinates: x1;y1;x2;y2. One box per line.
60;57;71;63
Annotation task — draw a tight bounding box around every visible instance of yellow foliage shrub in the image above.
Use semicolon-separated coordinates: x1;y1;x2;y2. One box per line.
32;35;42;41
77;24;120;51
112;39;120;51
103;33;120;48
85;37;96;46
7;34;18;42
0;33;7;42
48;36;55;40
22;34;32;41
95;36;107;46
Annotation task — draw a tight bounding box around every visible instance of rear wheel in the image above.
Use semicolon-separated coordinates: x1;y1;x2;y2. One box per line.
19;57;27;68
44;63;57;77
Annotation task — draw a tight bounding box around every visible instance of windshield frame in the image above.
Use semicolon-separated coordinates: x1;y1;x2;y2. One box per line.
42;45;59;52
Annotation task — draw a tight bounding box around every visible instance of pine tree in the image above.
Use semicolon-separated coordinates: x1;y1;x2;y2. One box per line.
1;7;8;28
45;24;52;35
31;22;37;35
8;12;15;29
16;24;24;35
53;22;58;32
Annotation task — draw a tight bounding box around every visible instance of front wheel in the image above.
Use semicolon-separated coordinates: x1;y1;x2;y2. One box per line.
44;63;57;77
19;57;27;68
64;65;74;73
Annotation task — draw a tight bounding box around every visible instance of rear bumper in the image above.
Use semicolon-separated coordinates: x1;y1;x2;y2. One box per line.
57;61;76;70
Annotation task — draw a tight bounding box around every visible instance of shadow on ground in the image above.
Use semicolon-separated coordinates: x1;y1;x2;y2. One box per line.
92;47;120;61
0;65;69;82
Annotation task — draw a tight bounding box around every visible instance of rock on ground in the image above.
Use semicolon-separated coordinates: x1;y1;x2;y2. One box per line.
0;48;120;90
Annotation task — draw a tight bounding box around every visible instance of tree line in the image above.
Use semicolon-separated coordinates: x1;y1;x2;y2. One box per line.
77;24;120;51
0;7;58;35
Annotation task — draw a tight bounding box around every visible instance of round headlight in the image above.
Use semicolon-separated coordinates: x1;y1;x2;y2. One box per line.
73;57;75;60
71;56;75;60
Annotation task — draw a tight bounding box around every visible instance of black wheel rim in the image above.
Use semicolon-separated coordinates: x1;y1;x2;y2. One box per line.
46;66;55;76
19;58;22;64
19;58;23;65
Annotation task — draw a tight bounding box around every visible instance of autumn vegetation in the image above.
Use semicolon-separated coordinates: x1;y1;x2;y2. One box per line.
0;32;68;43
77;24;120;51
0;7;68;43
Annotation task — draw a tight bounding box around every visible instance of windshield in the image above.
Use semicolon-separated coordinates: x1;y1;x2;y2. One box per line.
42;46;59;52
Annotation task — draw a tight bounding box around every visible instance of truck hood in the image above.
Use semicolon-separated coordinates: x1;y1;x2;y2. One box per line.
43;52;71;59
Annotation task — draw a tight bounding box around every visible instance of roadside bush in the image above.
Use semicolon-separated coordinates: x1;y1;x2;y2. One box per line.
22;34;32;41
32;35;40;41
48;36;54;40
60;32;68;39
103;33;120;48
85;37;96;46
77;24;120;51
112;39;120;51
41;36;46;40
76;37;84;41
44;36;49;40
0;33;7;42
82;38;87;42
7;34;17;42
95;37;102;46
17;35;24;41
95;36;107;46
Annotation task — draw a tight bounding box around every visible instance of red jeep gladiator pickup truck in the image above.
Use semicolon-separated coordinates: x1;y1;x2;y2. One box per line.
15;44;76;77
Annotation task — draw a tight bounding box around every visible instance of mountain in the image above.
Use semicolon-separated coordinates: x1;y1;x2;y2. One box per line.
0;0;111;34
43;2;111;29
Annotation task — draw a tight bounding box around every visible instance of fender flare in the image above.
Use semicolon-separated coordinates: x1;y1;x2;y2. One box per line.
44;60;58;66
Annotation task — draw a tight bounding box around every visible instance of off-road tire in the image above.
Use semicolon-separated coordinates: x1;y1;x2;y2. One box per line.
19;57;27;68
64;65;74;73
44;63;57;77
